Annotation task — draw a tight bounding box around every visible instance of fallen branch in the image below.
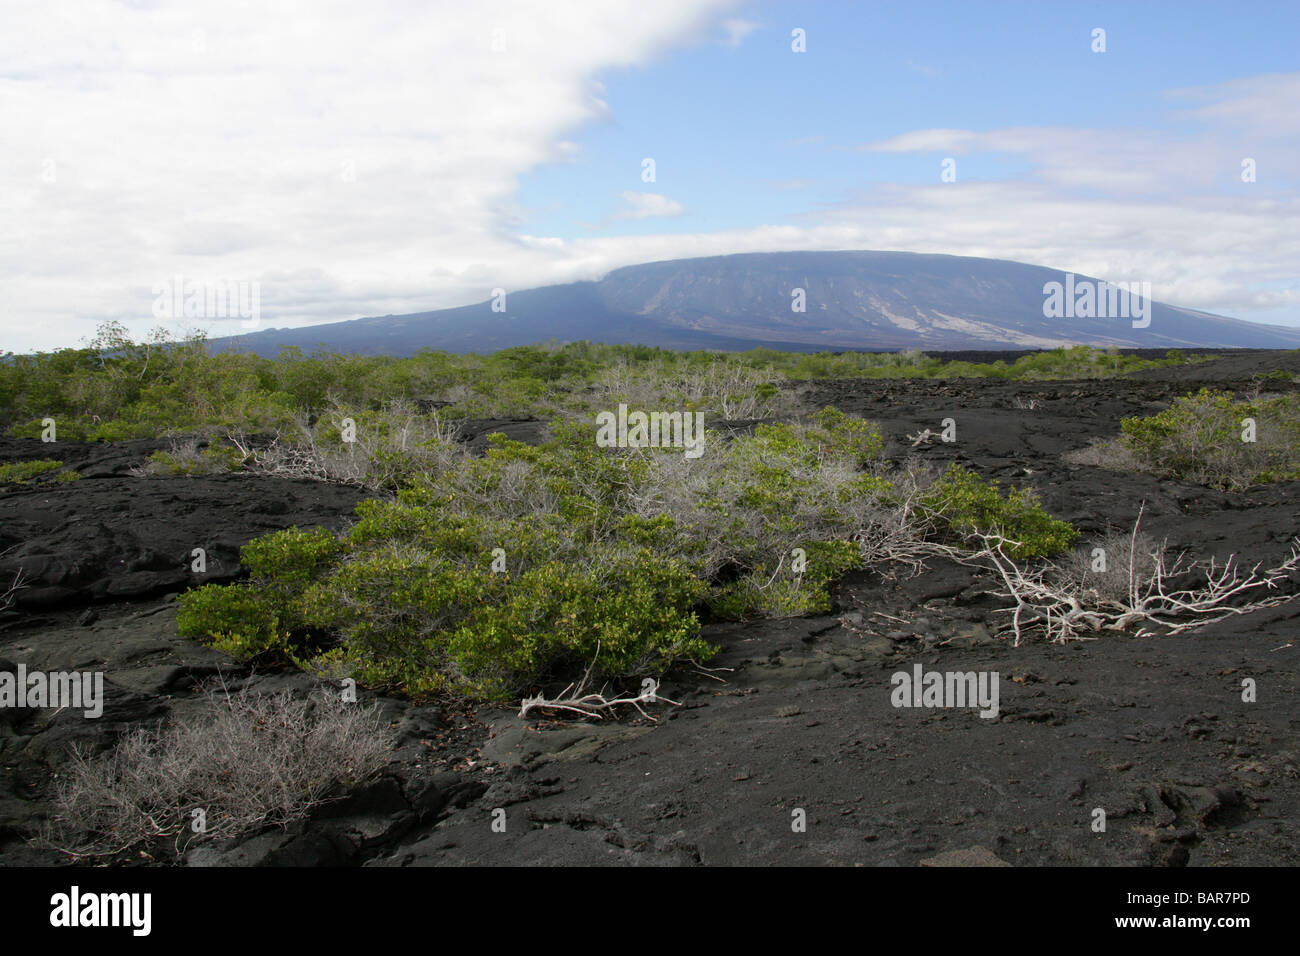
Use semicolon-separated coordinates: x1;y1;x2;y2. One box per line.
518;643;681;721
951;511;1300;644
1;568;27;611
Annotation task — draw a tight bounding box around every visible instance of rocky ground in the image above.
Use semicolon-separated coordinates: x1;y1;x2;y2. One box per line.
1;350;1297;866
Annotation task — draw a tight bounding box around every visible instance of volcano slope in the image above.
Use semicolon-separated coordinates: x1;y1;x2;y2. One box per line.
1;350;1297;867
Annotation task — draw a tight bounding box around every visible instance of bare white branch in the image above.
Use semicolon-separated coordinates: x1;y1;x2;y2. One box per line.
519;643;681;721
1;567;27;610
949;518;1300;645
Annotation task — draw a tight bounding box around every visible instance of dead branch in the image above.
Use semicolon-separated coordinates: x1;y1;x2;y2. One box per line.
952;521;1300;645
519;643;681;721
1;568;27;610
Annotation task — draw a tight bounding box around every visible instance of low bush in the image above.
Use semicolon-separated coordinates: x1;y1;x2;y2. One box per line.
1051;527;1161;604
140;439;245;476
1119;389;1300;490
233;399;461;490
0;459;80;484
176;583;288;659
177;526;343;659
1062;437;1150;474
181;406;1077;702
3;324;1208;443
44;683;395;860
921;464;1077;558
709;539;863;618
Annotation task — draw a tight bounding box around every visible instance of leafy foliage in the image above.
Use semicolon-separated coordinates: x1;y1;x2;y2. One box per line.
179;405;1076;700
921;464;1077;558
1;323;1208;441
1119;389;1300;489
144;440;244;476
0;459;80;484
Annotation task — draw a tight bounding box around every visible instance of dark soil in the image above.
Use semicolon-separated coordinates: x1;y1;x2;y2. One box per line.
1;352;1297;866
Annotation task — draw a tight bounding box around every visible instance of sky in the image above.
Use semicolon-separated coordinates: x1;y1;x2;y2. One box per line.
2;0;1298;353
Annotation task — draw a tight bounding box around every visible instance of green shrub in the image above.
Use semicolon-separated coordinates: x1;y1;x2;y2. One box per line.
295;535;709;701
2;326;1215;444
176;584;288;659
180;407;902;701
242;526;344;584
809;406;886;464
922;464;1076;558
0;459;80;484
177;527;344;658
1120;389;1300;489
446;548;708;699
145;441;244;476
709;539;863;618
179;399;1076;703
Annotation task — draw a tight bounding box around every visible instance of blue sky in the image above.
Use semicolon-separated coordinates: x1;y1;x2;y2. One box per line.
521;2;1298;241
2;0;1298;351
524;2;1292;227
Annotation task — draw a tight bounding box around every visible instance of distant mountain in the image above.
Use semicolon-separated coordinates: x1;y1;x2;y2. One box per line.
214;251;1300;356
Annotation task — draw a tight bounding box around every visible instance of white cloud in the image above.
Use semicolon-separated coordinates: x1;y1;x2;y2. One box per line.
819;75;1300;320
1166;72;1300;140
0;0;736;351
614;191;687;220
720;18;758;47
768;178;816;191
858;123;1287;195
530;72;1300;325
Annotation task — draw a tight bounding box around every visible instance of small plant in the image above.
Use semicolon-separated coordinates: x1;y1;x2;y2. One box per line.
232;400;461;490
0;459;80;484
177;583;289;659
1052;528;1161;605
708;539;863;618
42;682;396;860
1062;437;1149;473
178;526;343;659
140;438;245;476
921;464;1076;558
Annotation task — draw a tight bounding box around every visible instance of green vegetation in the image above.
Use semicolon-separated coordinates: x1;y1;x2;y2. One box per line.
144;439;245;476
0;322;1206;442
0;459;80;484
180;411;1075;702
1;323;1090;702
921;464;1076;558
741;344;1205;382
1119;388;1300;490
